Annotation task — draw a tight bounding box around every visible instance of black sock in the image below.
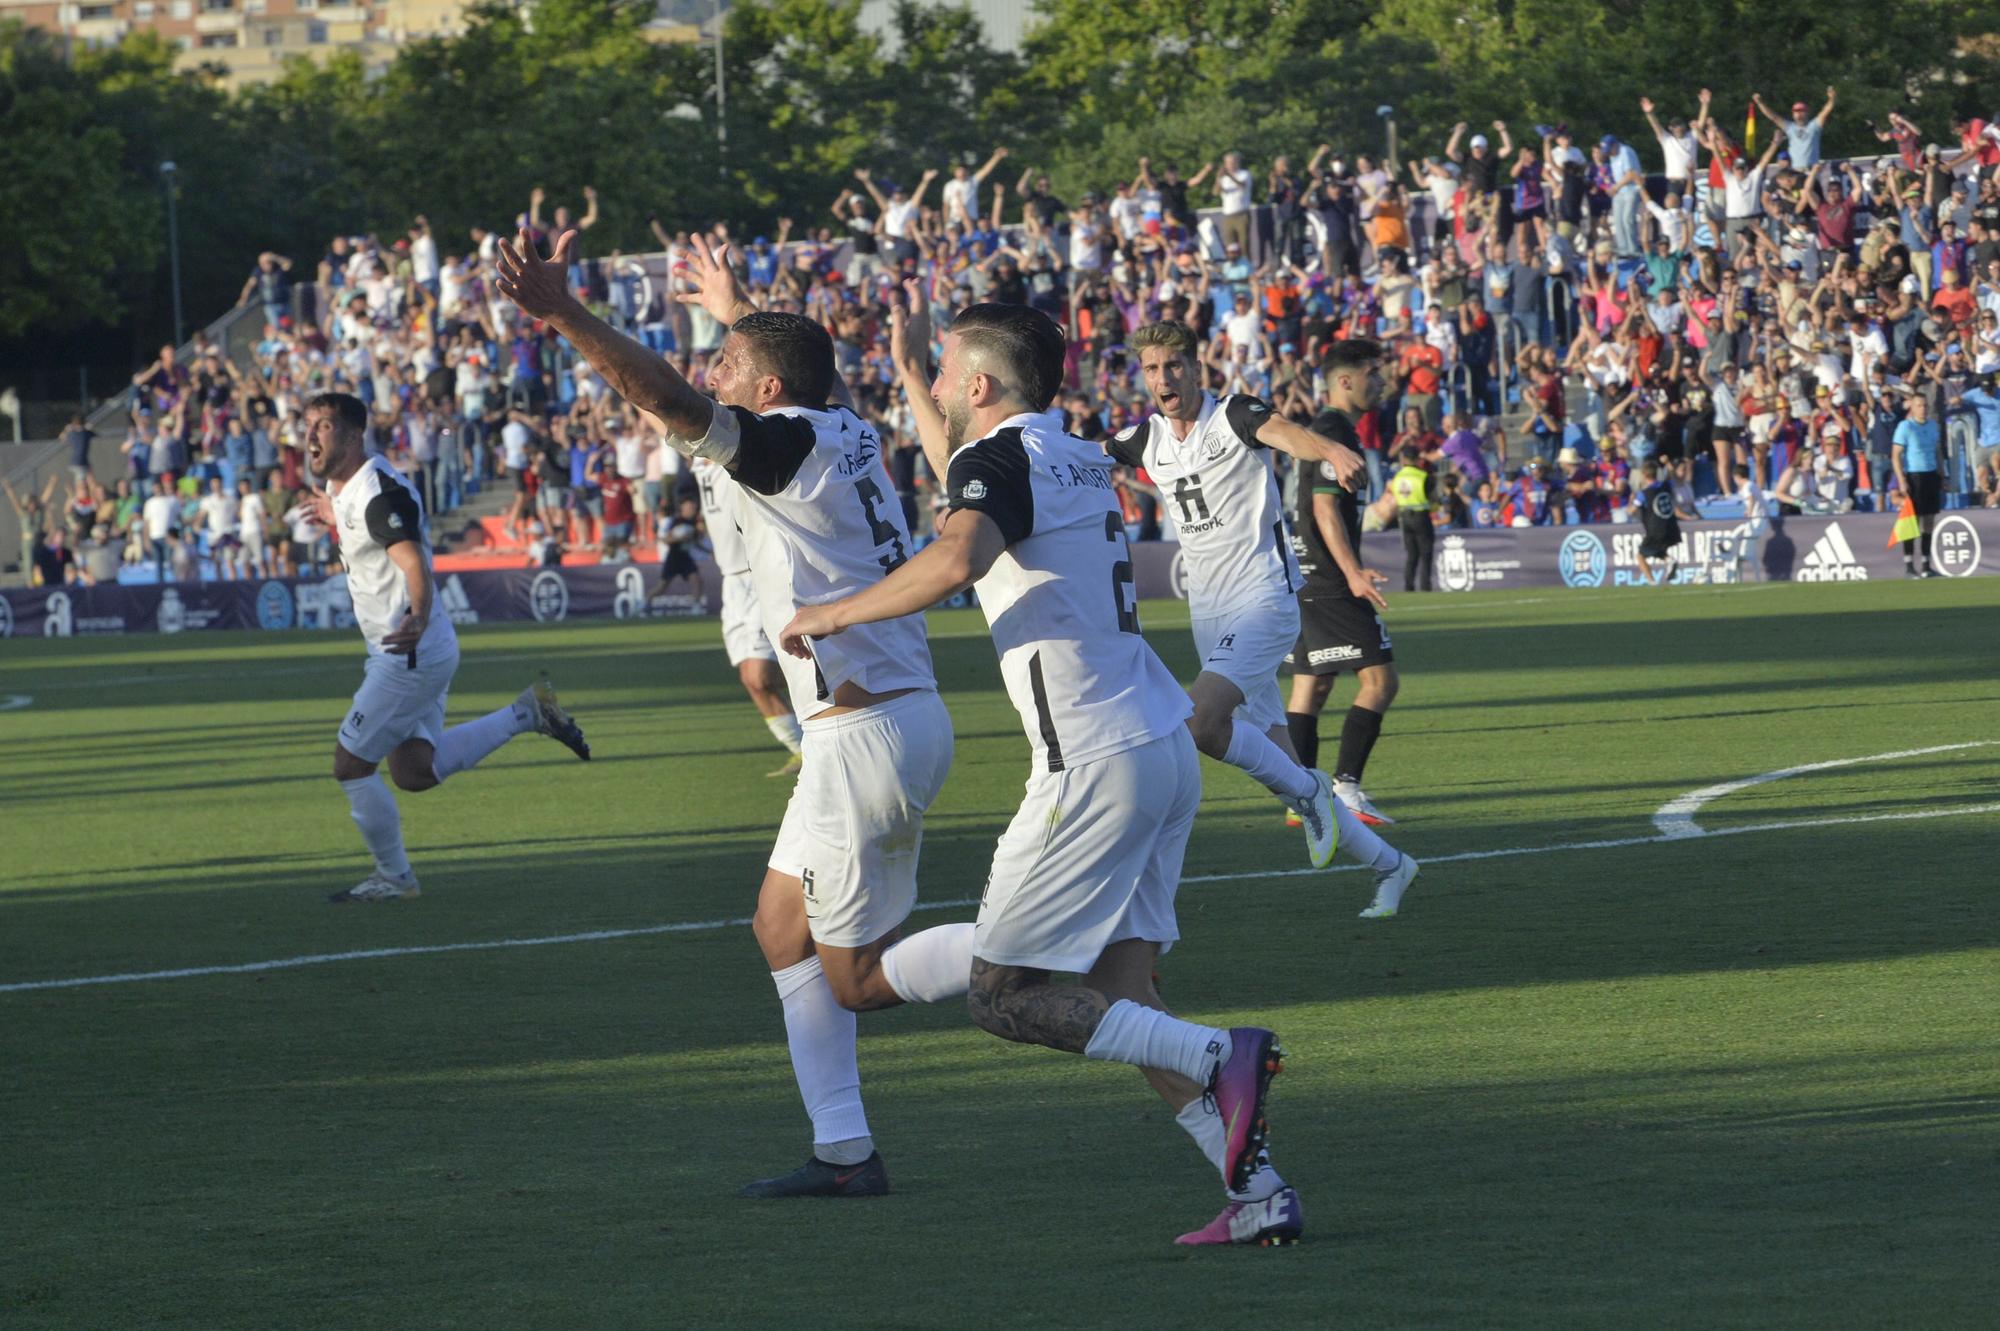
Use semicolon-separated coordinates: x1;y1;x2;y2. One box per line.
1334;706;1385;784
1285;711;1320;771
1903;537;1916;568
1921;528;1934;570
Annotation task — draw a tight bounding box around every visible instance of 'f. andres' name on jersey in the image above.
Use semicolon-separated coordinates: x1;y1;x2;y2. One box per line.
1046;460;1114;493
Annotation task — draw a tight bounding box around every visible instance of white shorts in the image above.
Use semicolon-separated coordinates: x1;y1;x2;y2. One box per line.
974;726;1202;973
720;570;776;667
337;640;460;764
1191;598;1297;734
768;689;954;949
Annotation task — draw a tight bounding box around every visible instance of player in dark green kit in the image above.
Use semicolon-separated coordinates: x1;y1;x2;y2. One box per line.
1283;342;1412;903
1288;339;1416;911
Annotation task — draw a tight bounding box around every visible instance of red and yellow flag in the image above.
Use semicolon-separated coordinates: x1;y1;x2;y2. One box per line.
1744;102;1757;155
1888;496;1920;547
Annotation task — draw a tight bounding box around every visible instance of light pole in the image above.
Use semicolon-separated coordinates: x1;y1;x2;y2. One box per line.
1377;105;1397;169
160;160;184;348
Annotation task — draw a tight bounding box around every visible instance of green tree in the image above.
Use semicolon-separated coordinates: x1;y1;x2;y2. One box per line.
0;26;162;339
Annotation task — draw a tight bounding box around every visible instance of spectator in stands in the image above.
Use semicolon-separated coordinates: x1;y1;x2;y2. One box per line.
1214;151;1255;254
30;523;77;586
141;479;179;582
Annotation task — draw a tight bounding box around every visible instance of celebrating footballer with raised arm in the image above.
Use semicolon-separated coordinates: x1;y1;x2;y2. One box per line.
498;228;976;1201
782;300;1302;1248
308;391;591;904
1109;319;1417;914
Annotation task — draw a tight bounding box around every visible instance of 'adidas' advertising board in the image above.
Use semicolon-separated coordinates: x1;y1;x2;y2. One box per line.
1794;523;1869;582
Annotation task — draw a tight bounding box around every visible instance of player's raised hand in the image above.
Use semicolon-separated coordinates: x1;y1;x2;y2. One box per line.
674;233;754;325
1348;568;1390;612
778;604;843;658
889;278;931;373
300;485;335;531
494;228;577;319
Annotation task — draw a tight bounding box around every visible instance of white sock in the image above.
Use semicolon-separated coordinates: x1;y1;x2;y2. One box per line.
1223;719;1317;801
1083;998;1229;1084
771;956;872;1159
1175;1096;1285;1203
340;775;411;878
432;697;532;783
764;712;803;756
1336;800;1402;872
880;923;974;1003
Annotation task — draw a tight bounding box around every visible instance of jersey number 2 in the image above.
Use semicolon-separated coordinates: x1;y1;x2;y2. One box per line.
1105;512;1139;634
855;476;908;572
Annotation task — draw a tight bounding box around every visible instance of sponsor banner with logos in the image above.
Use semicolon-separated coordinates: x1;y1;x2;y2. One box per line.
0;561;722;638
6;515;1993;638
1125;512;2000;599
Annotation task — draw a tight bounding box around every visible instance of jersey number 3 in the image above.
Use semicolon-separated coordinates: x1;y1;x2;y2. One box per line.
855;476;908;572
1105;512;1139;634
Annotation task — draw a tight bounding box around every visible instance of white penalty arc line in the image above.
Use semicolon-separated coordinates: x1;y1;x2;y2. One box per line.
1650;742;1997;840
6;797;1999;996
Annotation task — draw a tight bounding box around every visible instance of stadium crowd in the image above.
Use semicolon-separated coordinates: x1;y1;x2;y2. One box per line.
16;93;2000;589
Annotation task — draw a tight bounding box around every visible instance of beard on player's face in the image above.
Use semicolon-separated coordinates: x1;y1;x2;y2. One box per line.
942;379;974;449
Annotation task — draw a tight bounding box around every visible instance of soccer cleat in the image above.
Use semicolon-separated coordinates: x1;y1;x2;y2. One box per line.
1333;778;1395;826
523;675;591;761
1174;1187;1305;1248
329;871;422;903
1284;770;1339;868
766;751;804;779
737;1152;889;1199
1359;853;1420;919
1206;1028;1283;1194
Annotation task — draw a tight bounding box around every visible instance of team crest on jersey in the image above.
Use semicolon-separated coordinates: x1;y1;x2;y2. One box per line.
1319;461;1340;481
961;479;988;500
387;511;404;529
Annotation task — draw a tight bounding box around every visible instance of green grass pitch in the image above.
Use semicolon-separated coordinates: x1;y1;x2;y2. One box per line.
2;580;1996;1328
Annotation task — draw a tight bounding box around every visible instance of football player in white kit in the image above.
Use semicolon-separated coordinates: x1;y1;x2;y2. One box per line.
1112;320;1418;906
782;299;1301;1247
691;453;804;777
302;392;591;904
499;230;977;1200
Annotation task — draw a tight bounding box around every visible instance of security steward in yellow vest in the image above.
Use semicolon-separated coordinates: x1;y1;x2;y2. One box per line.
1390;445;1437;592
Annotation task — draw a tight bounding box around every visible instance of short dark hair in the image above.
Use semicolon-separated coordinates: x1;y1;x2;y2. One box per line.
949;303;1067;411
730;311;836;407
1323;339;1383;373
304;391;367;436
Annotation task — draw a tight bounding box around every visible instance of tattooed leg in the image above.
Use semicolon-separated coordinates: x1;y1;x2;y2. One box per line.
966;958;1110;1053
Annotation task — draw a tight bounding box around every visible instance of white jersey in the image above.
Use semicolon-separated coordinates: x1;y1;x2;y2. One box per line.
687;402;933;716
690;454;748;576
946;410;1190;772
1107;392;1300;620
329;455;457;662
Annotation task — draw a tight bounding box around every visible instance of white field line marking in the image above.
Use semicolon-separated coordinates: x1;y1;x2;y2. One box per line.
0;900;980;994
0;695;32;711
1650;742;1997;840
1182;801;2000;887
8;795;1999;996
